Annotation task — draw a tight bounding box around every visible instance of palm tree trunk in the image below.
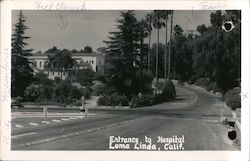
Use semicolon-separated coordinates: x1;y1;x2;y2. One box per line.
164;13;168;82
156;27;159;82
140;31;143;92
147;32;151;71
168;11;173;80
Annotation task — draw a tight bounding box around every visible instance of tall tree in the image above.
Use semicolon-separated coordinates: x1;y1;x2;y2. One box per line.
145;12;154;70
45;46;60;53
11;11;33;97
168;10;174;79
83;45;93;53
162;10;171;81
104;11;141;96
137;19;149;92
48;49;74;79
153;10;165;81
172;25;193;81
192;10;241;92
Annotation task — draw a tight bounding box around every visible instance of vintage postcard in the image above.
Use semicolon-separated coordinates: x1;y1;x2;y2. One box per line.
0;0;249;161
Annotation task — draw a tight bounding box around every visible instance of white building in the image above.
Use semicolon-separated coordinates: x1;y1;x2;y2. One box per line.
28;52;104;80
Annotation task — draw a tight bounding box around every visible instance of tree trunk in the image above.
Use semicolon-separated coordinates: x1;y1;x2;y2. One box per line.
140;31;143;92
168;11;173;80
164;13;168;82
147;32;151;71
156;27;159;82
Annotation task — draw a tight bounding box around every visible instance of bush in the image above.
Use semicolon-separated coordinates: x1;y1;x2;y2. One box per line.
24;84;53;102
75;68;95;86
54;81;71;103
205;82;223;93
172;73;181;80
69;86;82;100
120;94;130;106
33;72;53;86
92;83;106;96
153;79;165;90
157;80;176;101
82;85;92;99
71;98;81;106
97;93;129;106
130;94;156;108
189;75;199;84
195;77;210;87
224;88;241;110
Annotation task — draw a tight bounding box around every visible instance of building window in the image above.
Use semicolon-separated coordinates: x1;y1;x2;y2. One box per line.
34;61;37;67
92;61;94;64
39;61;42;68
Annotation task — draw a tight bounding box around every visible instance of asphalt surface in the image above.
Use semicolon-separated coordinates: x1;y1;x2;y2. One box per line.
11;86;238;150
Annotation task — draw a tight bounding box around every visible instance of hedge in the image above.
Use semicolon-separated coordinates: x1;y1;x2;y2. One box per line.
224;88;241;110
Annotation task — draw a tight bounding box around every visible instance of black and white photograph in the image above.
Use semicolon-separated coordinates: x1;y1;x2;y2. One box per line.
10;9;242;151
1;1;250;160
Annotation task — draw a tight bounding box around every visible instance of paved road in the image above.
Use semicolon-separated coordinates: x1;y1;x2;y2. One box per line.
11;86;238;150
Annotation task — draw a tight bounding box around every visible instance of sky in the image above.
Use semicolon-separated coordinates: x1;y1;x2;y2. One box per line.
12;10;215;53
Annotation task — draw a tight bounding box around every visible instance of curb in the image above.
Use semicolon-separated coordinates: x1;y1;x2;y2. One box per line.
184;83;223;97
223;103;241;131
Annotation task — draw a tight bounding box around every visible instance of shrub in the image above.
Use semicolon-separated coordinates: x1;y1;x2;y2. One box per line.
120;94;129;106
159;80;176;101
82;85;92;99
189;75;199;84
130;94;156;108
75;68;94;86
24;84;53;102
153;79;165;90
195;77;210;87
54;81;71;103
224;88;241;110
69;86;82;100
71;98;81;106
24;84;41;102
172;73;181;80
33;72;53;86
97;93;129;106
205;82;223;93
97;95;109;106
92;83;106;96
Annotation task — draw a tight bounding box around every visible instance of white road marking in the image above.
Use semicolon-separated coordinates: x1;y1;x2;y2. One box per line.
41;121;51;124
15;124;24;128
203;119;218;123
52;119;61;122
69;117;78;120
12;132;38;139
29;122;39;126
61;118;70;121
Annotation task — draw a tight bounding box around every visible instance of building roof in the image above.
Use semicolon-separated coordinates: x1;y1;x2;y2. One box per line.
30;52;102;57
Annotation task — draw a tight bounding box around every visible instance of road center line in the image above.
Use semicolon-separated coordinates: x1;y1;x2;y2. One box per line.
12;132;38;139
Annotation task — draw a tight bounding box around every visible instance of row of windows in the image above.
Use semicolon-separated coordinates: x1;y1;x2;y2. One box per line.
34;61;48;68
76;60;94;64
34;60;95;68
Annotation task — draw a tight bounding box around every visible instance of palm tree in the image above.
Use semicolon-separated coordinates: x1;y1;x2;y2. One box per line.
137;19;148;92
153;10;165;82
168;10;174;80
145;13;153;70
162;10;171;81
